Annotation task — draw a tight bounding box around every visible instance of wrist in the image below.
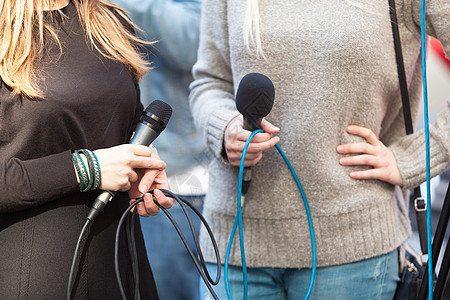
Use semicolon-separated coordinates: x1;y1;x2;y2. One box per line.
72;149;101;192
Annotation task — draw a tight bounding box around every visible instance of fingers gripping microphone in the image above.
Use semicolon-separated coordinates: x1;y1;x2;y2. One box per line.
235;73;275;195
86;100;173;222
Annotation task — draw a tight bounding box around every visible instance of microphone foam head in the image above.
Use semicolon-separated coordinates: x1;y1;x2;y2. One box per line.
142;100;173;133
235;73;275;120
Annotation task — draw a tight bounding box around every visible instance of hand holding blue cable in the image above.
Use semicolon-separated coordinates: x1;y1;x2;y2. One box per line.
224;73;316;300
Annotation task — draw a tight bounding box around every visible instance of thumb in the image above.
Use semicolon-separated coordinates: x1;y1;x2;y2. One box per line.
260;118;280;134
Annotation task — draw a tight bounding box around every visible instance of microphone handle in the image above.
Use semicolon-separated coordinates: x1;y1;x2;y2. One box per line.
243;117;262;132
242;167;252;196
241;117;262;195
129;121;160;145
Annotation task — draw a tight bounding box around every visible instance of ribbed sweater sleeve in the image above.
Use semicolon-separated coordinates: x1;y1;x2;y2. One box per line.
391;0;450;190
0;151;78;213
189;0;240;160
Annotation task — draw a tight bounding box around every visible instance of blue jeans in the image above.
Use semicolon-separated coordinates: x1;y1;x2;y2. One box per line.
141;195;204;300
200;250;399;300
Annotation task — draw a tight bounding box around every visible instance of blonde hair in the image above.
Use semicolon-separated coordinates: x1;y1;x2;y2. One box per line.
0;0;151;98
243;0;265;58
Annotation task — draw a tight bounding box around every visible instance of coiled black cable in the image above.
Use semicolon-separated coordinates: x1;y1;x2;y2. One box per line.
114;189;221;300
68;189;221;300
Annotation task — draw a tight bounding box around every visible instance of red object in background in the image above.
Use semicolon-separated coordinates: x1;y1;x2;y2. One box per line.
430;37;450;70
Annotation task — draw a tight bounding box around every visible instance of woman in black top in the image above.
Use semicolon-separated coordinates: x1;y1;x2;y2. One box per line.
0;0;171;298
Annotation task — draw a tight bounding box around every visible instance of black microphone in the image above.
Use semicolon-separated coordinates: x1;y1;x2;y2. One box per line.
86;100;173;222
235;73;275;195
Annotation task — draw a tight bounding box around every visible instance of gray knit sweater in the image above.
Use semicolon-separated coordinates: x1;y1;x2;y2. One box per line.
189;0;450;269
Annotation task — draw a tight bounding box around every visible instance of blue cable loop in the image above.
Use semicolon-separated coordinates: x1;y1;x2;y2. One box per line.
275;143;317;297
420;0;433;298
225;129;317;300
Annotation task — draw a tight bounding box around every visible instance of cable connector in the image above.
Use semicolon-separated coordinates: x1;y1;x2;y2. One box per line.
87;191;115;222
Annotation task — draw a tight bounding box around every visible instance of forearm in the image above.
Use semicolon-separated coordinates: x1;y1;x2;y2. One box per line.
396;0;450;189
0;151;78;213
391;99;450;190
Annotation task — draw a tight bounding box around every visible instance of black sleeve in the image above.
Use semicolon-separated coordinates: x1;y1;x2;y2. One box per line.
129;77;144;139
0;150;79;213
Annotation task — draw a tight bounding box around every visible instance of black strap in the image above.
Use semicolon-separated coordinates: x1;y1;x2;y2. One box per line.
389;0;428;255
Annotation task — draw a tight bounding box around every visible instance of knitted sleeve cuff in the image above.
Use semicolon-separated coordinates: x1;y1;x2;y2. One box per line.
205;107;241;163
391;126;450;190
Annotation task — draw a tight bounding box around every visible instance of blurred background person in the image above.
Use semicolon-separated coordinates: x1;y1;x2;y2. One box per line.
110;1;207;299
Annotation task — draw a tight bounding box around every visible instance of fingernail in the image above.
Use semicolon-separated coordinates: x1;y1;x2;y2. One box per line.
273;126;280;131
154;189;161;197
139;185;148;194
337;145;343;152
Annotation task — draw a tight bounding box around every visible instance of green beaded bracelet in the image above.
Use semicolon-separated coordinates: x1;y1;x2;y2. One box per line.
79;149;101;190
75;150;92;192
76;150;94;191
72;151;90;192
90;151;102;190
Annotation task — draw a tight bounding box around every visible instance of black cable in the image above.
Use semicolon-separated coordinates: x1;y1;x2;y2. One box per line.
68;188;221;300
131;211;140;300
152;196;220;300
114;189;221;300
159;189;221;284
434;240;450;299
166;190;220;285
126;209;140;300
67;219;91;300
115;201;140;300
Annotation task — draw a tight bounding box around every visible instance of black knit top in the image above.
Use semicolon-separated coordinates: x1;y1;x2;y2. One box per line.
0;3;158;299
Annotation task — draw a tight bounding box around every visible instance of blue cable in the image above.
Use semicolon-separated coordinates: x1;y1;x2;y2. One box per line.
275;143;316;297
224;129;317;299
225;129;261;300
420;1;433;299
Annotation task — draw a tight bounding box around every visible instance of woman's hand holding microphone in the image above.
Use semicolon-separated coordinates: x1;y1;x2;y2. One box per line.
73;144;173;217
224;115;280;167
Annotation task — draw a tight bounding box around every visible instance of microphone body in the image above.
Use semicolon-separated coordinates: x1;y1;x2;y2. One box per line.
86;100;172;222
129;122;161;145
235;73;275;195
